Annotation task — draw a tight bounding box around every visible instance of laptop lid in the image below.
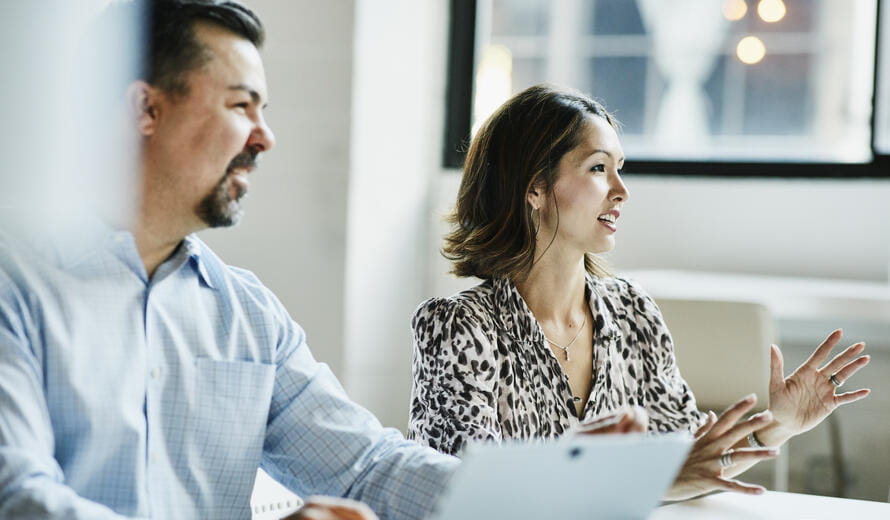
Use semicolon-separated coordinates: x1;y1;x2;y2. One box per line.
430;432;692;520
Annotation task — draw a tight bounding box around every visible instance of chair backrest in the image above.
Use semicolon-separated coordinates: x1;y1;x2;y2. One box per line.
655;298;777;413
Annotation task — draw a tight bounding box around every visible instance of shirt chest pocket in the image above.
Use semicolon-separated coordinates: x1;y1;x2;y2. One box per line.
191;358;276;470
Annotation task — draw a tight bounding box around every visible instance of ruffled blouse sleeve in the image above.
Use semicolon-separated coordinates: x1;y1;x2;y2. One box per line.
620;278;709;434
407;297;500;456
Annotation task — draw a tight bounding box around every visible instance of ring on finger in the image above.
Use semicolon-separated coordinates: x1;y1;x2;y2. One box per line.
719;451;734;469
829;373;843;388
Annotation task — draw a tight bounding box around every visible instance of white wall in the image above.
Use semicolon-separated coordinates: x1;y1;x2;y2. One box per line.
608;175;890;281
343;0;449;428
201;0;356;377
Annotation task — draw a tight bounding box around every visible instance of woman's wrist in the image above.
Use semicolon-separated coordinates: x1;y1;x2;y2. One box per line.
753;414;796;446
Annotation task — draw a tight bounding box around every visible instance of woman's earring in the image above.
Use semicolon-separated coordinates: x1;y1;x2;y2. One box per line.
532;208;541;237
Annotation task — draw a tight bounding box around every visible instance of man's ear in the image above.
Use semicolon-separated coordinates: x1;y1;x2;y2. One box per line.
127;80;160;136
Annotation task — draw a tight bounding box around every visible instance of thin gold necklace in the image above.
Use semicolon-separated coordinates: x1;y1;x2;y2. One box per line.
543;313;587;361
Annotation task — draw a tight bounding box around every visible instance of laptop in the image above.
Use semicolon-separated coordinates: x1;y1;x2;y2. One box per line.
430;433;692;520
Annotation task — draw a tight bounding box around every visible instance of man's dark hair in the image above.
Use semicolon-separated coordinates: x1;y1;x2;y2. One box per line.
143;0;264;94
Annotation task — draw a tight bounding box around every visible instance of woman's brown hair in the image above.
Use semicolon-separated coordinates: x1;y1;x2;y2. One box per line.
443;83;618;281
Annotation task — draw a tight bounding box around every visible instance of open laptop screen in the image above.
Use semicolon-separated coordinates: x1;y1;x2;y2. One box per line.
430;433;692;520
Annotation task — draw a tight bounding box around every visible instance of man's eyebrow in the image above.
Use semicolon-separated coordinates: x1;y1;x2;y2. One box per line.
228;84;268;107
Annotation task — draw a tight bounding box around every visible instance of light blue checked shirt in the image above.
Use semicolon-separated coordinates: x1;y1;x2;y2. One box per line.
0;222;458;519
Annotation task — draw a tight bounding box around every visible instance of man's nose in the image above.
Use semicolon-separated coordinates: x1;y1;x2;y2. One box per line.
249;116;275;152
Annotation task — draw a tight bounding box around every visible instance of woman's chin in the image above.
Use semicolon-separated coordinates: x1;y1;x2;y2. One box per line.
589;239;616;255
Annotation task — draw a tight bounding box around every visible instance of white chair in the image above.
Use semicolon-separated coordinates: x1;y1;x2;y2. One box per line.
654;297;788;490
655;298;775;412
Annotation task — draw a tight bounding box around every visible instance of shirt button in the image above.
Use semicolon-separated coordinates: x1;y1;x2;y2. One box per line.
150;368;161;379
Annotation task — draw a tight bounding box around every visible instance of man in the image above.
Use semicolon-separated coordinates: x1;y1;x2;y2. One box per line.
0;1;460;518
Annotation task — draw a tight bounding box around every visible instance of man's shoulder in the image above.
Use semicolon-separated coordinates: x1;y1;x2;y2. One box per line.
188;236;280;304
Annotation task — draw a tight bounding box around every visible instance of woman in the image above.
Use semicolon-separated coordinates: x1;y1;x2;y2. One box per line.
407;84;871;499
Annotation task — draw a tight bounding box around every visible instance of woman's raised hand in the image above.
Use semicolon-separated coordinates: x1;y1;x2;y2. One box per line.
665;395;778;501
767;329;870;438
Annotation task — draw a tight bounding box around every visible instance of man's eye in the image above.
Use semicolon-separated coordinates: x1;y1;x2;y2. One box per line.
234;102;250;110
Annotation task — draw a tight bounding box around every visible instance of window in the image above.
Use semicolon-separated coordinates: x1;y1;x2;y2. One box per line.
444;0;890;177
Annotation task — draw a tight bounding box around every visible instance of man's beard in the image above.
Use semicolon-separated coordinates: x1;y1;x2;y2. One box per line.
196;150;257;228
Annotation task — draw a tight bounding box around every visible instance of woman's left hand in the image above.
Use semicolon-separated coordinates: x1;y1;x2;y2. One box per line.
282;496;379;520
572;406;648;436
768;329;871;437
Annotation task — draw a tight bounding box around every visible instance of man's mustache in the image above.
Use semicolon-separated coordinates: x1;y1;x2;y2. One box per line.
226;149;259;173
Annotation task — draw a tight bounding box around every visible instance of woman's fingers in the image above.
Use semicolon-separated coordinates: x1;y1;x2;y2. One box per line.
720;447;779;467
575;413;623;434
707;394;757;439
768;344;785;392
802;329;843;370
614;406;648;433
576;406;648;435
835;388;871;406
712;476;767;495
830;355;870;386
694;411;717;439
292;497;379;520
821;342;866;375
717;411;773;449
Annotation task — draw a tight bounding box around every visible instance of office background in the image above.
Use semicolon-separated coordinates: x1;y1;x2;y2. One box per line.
4;0;881;504
199;0;890;501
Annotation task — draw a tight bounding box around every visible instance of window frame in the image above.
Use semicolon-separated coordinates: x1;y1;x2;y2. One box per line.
443;0;890;178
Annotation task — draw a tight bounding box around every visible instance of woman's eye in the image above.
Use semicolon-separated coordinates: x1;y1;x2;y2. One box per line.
590;164;606;173
234;102;250;110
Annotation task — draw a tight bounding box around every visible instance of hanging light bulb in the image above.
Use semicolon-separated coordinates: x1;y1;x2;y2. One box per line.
757;0;786;23
723;0;748;21
737;36;766;64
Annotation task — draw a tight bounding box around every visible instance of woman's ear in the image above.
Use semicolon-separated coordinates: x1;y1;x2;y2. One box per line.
526;182;545;211
127;80;160;137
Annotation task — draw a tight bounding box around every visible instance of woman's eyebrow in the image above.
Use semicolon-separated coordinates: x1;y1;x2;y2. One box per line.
585;149;625;163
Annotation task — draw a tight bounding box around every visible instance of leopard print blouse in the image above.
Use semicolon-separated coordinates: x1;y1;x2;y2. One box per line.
407;275;707;456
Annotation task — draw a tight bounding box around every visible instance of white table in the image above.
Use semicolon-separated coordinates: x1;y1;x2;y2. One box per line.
650;491;890;519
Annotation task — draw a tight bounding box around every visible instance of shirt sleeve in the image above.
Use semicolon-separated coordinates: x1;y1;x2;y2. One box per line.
620;278;708;434
407;297;501;456
0;279;133;519
258;291;459;520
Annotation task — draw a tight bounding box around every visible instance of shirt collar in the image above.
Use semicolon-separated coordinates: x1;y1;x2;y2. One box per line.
182;235;216;290
492;277;546;344
101;231;216;290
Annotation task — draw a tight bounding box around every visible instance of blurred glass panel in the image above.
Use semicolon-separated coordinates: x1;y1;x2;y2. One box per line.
1;0;141;240
592;0;645;35
703;55;727;135
492;0;548;36
512;57;547;93
743;54;810;135
475;0;878;164
747;0;818;32
585;56;648;134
